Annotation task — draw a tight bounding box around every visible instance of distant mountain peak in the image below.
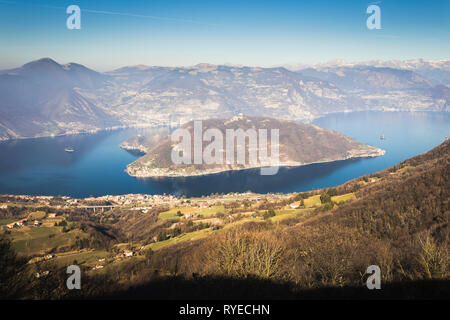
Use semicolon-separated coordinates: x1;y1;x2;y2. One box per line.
134;64;152;69
63;62;83;67
281;58;450;72
194;63;216;67
61;62;97;73
22;57;61;68
34;57;59;64
191;63;218;72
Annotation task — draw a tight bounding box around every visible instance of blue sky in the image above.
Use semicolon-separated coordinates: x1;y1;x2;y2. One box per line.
0;0;449;70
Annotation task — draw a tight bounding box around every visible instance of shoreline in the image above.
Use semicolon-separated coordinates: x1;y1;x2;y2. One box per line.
1;110;447;142
126;148;386;179
0;123;163;143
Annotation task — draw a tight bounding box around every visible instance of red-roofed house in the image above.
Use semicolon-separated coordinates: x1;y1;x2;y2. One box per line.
123;250;133;257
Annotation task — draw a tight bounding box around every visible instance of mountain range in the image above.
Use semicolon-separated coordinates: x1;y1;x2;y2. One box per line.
0;58;448;140
281;58;450;85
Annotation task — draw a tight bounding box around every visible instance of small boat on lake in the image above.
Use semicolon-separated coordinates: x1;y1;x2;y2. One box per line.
64;147;75;153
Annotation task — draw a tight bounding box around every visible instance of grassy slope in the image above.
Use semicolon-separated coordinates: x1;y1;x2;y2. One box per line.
159;205;225;220
7;220;90;256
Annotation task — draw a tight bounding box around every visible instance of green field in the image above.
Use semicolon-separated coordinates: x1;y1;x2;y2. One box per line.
159;205;225;220
8;226;89;256
300;193;355;208
304;195;321;207
41;217;64;227
148;227;214;251
0;218;16;226
331;193;355;203
0;202;40;208
51;250;110;267
397;165;414;173
270;208;311;222
28;211;47;220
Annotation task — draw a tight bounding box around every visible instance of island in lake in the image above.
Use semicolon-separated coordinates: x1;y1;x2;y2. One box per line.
122;115;385;177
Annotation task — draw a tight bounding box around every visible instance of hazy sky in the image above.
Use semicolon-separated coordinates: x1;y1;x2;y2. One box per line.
0;0;449;70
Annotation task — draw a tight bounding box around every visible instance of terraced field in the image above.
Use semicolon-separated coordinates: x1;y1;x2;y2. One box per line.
148;227;215;251
8;225;89;256
331;193;355;203
51;250;110;267
148;193;358;251
159;205;225;220
270;208;312;222
0;218;16;226
304;195;322;207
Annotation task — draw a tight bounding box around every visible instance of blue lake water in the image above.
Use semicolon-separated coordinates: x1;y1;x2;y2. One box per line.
0;111;448;197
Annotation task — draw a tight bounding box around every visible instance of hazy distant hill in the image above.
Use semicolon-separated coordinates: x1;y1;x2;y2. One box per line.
284;59;450;85
0;58;448;140
124;115;384;177
0;58;118;139
105;63;353;125
298;66;433;92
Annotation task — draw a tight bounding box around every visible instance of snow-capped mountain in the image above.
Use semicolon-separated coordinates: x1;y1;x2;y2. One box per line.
283;59;450;85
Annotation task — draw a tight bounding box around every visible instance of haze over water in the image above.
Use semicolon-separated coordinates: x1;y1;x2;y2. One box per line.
0;111;448;198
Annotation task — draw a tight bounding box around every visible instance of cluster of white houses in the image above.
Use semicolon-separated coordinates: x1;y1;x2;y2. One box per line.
92;193;181;206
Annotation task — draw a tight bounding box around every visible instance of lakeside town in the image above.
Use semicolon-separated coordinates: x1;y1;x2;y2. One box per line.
0;189;314;273
1;191;274;212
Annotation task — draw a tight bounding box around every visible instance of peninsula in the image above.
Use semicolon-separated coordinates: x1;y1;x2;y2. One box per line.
122;116;385;178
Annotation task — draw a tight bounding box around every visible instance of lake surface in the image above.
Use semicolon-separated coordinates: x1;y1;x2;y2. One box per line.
0;111;448;197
